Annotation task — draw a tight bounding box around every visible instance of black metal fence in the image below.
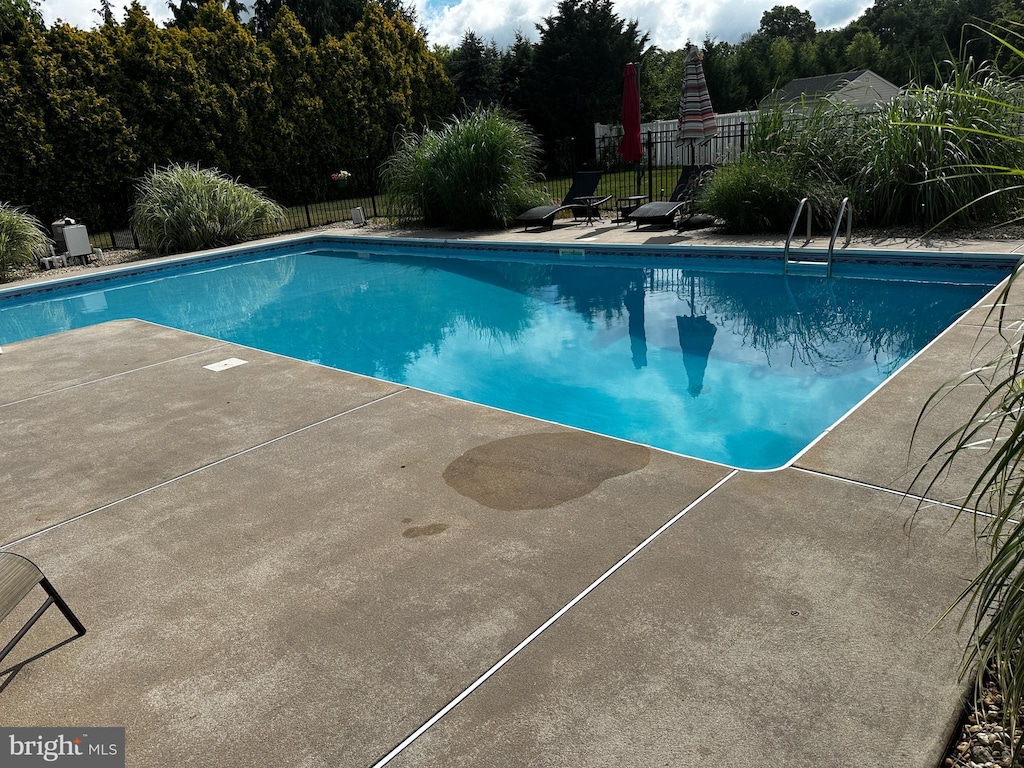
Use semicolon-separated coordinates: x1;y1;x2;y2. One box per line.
534;122;750;211
81;159;384;251
68;122;753;250
595;122;748;171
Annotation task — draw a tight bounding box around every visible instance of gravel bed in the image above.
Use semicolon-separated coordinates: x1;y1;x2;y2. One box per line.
946;667;1023;768
1;247;149;284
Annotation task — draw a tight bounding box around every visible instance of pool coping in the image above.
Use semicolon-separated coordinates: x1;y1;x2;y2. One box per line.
0;227;1019;767
0;232;1009;474
1;232;1018;302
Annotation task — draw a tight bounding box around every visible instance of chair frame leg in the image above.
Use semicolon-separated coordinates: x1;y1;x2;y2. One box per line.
41;578;87;637
0;580;86;666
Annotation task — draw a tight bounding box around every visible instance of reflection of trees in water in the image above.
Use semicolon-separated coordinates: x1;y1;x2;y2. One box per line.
235;254;541;381
540;265;647;327
0;300;73;343
240;256;986;382
422;257;543;343
142;256;298;337
506;262;976;377
690;271;966;375
701;273;858;373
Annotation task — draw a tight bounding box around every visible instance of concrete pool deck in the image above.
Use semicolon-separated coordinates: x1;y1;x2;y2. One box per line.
0;225;1022;766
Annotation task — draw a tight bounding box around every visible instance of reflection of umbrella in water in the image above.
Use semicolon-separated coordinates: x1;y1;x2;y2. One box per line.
623;283;647;369
676;279;716;396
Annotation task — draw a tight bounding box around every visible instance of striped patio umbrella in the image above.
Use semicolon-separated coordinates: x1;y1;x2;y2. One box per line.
675;47;717;162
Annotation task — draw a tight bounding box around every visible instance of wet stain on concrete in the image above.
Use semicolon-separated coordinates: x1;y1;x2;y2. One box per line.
402;523;449;538
443;431;651;511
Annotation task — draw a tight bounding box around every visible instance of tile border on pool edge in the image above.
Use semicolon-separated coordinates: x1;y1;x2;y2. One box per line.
321;234;1020;271
0;232;1015;303
0;236;324;301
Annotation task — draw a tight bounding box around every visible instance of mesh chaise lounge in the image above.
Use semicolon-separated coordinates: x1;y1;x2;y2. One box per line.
628;165;711;229
0;552;86;665
515;171;611;230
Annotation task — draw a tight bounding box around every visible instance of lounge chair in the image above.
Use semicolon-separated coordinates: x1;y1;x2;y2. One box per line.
515;171;611;230
0;552;86;666
628;165;712;229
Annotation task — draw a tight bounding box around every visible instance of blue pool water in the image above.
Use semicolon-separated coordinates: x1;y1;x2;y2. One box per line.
0;240;1005;469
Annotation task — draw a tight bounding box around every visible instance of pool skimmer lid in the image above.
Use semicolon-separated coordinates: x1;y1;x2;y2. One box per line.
203;358;248;372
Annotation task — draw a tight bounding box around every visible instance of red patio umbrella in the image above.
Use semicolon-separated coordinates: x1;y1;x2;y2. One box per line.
618;62;643;195
618;63;643;164
676;47;717;164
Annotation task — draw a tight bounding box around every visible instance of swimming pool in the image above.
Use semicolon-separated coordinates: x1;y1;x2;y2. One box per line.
0;237;1009;469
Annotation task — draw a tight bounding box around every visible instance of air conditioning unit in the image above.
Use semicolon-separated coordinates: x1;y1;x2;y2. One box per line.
351;206;366;226
62;224;92;259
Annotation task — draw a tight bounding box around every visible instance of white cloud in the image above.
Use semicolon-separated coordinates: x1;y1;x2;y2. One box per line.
414;0;873;50
38;0;172;29
37;0;871;52
418;0;550;47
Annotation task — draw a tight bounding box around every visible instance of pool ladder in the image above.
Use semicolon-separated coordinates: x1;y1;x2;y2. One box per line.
783;197;853;277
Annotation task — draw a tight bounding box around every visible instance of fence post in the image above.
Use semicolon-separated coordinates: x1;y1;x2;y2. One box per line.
646;131;654;201
368;157;379;219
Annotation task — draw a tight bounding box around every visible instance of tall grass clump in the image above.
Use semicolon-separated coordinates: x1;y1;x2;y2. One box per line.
698;155;805;233
915;274;1024;760
382;107;547;230
131;163;285;256
701;60;1024;233
699;101;854;234
911;21;1024;762
858;58;1024;228
0;203;50;276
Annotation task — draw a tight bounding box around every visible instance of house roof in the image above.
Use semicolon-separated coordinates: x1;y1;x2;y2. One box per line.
768;70;878;104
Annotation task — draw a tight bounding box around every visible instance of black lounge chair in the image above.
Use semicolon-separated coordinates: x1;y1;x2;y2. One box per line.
0;552;86;666
515;171;611;230
628;165;712;229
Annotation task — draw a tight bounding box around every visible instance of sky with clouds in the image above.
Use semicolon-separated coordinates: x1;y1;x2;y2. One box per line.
37;0;874;50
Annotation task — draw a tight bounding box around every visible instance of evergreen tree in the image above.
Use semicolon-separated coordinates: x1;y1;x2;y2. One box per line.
107;2;222;168
0;0;43;43
251;0;418;43
498;31;535;117
700;38;746;114
527;0;648;168
0;20;136;225
446;31;501;111
184;1;274;182
95;0;116;27
167;0;201;28
340;2;454;162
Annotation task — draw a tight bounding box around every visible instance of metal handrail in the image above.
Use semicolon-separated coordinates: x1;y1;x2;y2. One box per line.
827;197;853;277
784;197;812;272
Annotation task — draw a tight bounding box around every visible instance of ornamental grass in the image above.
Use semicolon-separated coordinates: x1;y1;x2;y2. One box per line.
382;107;548;230
0;203;50;275
131;164;285;256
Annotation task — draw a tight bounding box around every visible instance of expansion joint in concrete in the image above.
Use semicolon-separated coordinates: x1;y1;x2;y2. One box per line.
791;466;1001;523
0;388;409;550
0;344;231;410
368;468;740;768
